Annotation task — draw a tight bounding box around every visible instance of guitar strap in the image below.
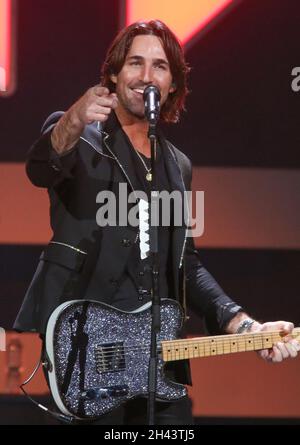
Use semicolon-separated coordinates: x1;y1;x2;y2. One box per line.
60;301;90;416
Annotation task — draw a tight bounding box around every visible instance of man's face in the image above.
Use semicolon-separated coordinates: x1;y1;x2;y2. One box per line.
111;35;175;120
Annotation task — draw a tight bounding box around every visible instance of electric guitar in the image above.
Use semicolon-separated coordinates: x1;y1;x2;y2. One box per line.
44;298;300;420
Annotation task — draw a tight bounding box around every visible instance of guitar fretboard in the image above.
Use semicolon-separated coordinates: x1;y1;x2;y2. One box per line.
161;328;300;362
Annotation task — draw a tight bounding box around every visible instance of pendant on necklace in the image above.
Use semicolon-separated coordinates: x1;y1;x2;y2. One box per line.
146;172;152;182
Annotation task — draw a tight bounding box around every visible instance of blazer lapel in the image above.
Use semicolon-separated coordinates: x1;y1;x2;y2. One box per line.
80;121;105;155
100;113;140;194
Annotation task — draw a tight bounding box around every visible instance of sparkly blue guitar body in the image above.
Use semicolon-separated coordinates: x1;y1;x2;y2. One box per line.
45;298;300;420
45;298;187;420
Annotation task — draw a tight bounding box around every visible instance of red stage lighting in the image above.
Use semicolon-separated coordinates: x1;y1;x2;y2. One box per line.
125;0;233;46
0;0;16;96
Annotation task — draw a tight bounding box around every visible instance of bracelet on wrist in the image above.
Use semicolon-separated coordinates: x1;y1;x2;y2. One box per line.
236;318;255;334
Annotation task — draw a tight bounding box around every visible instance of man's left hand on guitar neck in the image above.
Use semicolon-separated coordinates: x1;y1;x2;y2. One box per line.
226;313;300;363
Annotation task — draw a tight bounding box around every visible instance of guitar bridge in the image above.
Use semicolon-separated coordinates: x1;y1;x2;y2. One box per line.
95;342;126;374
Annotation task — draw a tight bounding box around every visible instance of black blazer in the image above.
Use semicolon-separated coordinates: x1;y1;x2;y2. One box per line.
14;112;242;340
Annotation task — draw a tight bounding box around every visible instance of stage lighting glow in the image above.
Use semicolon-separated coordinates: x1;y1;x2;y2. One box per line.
0;0;14;96
125;0;232;45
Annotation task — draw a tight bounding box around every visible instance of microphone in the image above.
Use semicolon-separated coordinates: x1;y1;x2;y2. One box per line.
143;85;161;125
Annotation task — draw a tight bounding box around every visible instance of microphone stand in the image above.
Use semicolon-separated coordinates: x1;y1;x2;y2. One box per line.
147;120;161;426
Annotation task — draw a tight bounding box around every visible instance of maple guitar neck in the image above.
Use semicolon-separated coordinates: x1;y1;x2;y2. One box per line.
161;328;300;362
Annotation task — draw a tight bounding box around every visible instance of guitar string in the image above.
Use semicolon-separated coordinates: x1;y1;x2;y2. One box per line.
61;332;289;365
94;335;277;359
96;344;266;360
94;335;284;368
94;331;280;353
95;342;268;369
96;339;268;355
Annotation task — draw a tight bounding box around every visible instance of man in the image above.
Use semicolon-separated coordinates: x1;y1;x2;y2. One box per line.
14;20;300;425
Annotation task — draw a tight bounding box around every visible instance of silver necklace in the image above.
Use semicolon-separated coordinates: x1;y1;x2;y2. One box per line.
134;149;152;182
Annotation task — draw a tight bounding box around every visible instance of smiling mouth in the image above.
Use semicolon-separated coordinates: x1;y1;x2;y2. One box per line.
131;88;145;95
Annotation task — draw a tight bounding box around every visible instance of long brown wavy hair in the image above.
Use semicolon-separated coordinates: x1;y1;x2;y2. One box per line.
101;20;190;123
